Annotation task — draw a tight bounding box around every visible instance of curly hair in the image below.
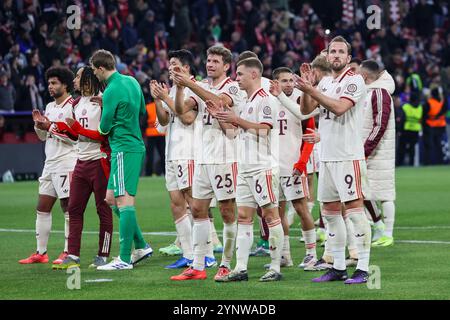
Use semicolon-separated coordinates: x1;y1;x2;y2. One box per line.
45;66;74;93
80;66;104;96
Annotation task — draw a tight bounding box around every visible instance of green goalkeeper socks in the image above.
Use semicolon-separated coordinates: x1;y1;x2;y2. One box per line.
118;206;147;263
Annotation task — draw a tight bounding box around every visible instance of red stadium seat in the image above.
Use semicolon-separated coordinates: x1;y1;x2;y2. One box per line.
1;132;19;144
24;132;41;143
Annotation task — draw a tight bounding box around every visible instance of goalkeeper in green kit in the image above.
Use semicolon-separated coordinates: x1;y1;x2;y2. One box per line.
90;50;153;270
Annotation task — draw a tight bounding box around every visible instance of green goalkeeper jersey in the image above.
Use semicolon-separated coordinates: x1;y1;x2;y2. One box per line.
99;71;146;153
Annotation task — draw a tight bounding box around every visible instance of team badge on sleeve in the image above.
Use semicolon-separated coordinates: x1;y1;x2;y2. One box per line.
346;84;357;93
229;86;238;95
263;106;271;115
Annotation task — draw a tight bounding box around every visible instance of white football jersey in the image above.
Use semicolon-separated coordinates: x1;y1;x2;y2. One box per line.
38;96;77;173
162;84;195;161
73;96;108;161
316;67;367;161
237;88;275;174
188;77;246;164
273;88;304;176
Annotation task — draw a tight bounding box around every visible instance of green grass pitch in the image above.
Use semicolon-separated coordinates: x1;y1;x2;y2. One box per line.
0;166;449;300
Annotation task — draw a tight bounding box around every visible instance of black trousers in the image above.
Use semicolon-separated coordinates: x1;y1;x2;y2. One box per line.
397;131;419;166
146;136;166;176
423;126;446;165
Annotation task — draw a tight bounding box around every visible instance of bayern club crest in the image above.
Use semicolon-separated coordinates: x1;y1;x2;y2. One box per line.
82;109;87;115
347;84;357;92
336;87;341;94
279;111;285;117
248;107;253;114
229;86;238;94
58;113;63;119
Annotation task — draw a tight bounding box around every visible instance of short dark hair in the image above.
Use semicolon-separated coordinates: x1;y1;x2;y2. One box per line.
90;49;116;71
238;51;258;62
272;67;293;79
237;57;263;74
206;45;232;65
168;49;196;76
360;59;380;74
45;66;74;92
79;66;104;96
327;36;352;55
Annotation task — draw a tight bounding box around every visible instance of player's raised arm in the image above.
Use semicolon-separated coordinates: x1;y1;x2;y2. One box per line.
33;109;50;141
215;101;272;136
172;71;233;111
270;79;317;120
205;99;238;136
150;80;170;126
173;81;197;115
298;75;357;116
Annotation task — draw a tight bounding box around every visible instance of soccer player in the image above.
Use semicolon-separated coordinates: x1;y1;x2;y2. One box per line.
150;49;197;269
268;67;317;269
358;60;396;247
298;36;372;284
170;46;244;281
53;66;113;269
90;49;153;270
238;51;271;258
19;66;76;267
213;57;283;282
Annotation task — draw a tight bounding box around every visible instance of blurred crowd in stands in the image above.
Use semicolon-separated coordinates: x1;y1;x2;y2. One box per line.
0;0;449;169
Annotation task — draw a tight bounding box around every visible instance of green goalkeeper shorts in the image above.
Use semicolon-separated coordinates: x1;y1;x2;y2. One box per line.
108;151;145;198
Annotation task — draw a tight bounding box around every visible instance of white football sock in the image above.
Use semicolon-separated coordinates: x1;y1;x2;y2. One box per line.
221;221;237;268
268;218;284;273
175;214;193;260
234;222;253;272
186;207;194;225
323;211;346;271
346;208;371;272
36;211;52;254
64;212;69;253
344;216;358;256
207;220;214;257
210;218;221;245
282;235;291;259
382;201;395;237
192;218;210;271
302;228;317;257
